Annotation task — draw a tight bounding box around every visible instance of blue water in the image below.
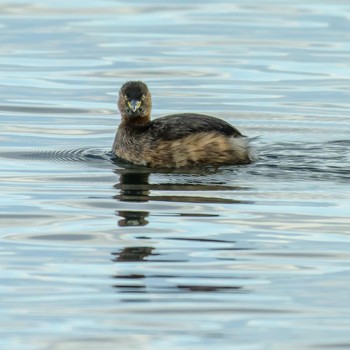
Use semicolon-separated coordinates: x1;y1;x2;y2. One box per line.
1;1;350;349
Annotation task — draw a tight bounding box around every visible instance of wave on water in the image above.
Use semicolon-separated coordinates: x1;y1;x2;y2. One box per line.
0;148;112;164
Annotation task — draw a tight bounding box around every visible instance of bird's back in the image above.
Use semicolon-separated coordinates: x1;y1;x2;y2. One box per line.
148;113;244;141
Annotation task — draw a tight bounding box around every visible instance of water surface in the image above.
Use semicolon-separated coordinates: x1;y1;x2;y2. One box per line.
1;1;350;349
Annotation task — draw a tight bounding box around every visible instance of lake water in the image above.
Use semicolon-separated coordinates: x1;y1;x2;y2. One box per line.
1;1;350;349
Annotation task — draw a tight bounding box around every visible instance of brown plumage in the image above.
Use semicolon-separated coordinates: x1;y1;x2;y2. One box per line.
112;81;252;168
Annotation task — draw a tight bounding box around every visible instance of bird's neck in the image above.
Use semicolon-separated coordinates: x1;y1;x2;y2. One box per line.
121;114;151;127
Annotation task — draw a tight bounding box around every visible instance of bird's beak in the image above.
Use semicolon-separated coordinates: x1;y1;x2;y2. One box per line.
128;99;141;112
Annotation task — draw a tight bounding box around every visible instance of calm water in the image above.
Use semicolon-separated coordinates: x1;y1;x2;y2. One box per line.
1;1;350;349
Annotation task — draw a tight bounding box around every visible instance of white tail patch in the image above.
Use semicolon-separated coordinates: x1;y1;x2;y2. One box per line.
230;136;256;162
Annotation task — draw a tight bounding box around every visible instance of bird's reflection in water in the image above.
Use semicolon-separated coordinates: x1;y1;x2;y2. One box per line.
114;171;151;203
113;167;250;221
112;246;154;262
114;170;150;227
117;211;148;227
111;167;250;295
113;167;250;227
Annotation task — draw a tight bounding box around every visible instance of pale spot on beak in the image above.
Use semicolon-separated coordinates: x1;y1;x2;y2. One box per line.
128;99;141;112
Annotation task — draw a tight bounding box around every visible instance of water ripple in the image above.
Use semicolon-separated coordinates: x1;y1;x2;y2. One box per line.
0;148;112;164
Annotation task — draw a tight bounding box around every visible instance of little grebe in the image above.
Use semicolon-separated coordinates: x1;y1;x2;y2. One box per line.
113;81;252;168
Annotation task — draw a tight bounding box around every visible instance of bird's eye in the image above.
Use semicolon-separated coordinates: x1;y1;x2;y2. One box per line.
141;95;146;101
124;95;129;101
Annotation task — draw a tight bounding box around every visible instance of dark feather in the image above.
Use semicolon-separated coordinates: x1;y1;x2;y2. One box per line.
148;113;244;141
